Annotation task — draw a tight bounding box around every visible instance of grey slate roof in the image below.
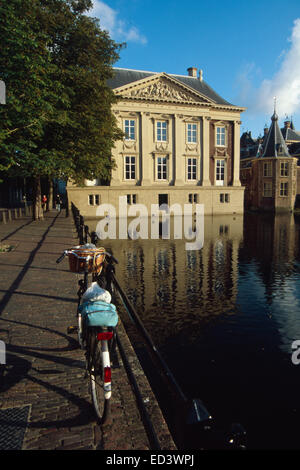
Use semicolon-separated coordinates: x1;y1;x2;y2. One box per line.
107;67;233;106
281;126;300;142
262;112;291;158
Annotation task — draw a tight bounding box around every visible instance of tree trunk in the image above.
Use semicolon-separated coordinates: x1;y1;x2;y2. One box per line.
46;176;53;211
33;176;44;220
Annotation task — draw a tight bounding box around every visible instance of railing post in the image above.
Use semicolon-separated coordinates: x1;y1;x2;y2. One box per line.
79;215;84;245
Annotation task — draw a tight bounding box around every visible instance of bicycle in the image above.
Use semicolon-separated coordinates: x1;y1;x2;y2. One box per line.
56;244;119;424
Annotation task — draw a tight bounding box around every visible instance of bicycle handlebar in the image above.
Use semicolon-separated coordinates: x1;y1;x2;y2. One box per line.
56;251;67;264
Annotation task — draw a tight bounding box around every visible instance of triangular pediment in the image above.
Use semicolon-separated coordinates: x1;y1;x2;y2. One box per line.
114;73;213;105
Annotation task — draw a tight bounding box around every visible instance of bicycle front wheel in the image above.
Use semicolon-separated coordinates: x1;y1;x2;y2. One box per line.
89;332;111;424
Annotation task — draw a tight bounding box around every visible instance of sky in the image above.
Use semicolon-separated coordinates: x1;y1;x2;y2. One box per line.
87;0;300;139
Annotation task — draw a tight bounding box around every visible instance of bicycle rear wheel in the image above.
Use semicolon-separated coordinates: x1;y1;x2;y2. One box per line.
88;331;111;424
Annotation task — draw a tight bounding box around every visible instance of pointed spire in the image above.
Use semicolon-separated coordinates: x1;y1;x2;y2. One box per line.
261;101;291;158
291;115;295;130
272;96;278;121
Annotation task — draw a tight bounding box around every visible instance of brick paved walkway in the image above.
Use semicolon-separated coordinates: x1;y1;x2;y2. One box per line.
0;210;175;450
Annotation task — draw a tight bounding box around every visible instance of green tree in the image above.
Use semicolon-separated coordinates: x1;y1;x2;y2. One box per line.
0;0;59;218
0;0;123;219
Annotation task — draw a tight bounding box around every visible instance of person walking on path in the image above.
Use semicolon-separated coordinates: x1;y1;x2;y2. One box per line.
55;194;62;211
42;195;47;211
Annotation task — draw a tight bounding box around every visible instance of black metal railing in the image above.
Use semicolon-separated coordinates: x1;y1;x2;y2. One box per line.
70;203;247;450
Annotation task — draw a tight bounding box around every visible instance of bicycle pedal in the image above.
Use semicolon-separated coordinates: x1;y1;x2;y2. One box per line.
67;325;78;334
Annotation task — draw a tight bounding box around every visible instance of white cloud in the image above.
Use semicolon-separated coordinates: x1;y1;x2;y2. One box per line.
87;1;147;45
241;18;300;120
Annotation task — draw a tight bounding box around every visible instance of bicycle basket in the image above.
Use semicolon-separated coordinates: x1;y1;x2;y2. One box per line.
68;245;106;274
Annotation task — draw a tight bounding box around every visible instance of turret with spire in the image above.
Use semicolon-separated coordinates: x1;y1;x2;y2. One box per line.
261;98;291;159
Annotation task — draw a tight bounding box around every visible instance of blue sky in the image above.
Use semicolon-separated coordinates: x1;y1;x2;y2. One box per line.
88;0;300;138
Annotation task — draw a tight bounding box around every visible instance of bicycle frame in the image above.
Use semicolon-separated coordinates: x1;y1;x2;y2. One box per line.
56;246;118;423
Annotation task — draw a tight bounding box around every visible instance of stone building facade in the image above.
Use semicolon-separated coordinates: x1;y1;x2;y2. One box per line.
68;67;245;216
240;112;299;212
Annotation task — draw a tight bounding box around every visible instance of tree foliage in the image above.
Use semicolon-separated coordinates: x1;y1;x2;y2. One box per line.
0;0;123;190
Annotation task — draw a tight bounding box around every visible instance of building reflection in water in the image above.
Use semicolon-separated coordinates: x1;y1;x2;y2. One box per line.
87;212;300;352
239;212;300;354
87;213;300;449
88;215;244;346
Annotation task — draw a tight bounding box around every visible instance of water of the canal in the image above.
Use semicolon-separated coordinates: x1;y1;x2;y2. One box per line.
88;212;300;450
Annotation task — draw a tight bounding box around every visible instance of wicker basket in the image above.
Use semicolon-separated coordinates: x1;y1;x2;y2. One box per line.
68;246;106;274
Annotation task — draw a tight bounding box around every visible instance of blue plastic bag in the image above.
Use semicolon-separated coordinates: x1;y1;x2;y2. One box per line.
79;300;118;327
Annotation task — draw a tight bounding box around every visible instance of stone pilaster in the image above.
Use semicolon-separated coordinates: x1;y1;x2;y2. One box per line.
233;120;241;186
202;116;211;186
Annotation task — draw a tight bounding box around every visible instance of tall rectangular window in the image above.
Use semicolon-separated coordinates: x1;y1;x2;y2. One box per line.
125;156;136;180
263;162;272;177
280;182;288;196
187;158;197;180
124;119;135;140
216;159;225;185
280;162;289;177
216;126;225;146
187;123;197;143
157;156;167;180
156;121;167;142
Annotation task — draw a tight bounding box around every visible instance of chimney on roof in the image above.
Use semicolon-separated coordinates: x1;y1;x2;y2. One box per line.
187;67;197;78
199;69;203;81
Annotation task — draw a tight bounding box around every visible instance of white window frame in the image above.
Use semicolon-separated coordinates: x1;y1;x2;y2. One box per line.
124;155;136;180
156;121;168;142
186;123;197;143
156;156;168;181
216;126;226;147
215;159;225;186
124;119;136;140
187;157;197;181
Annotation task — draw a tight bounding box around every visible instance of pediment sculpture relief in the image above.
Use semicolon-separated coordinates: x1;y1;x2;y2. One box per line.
125;80;197;102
